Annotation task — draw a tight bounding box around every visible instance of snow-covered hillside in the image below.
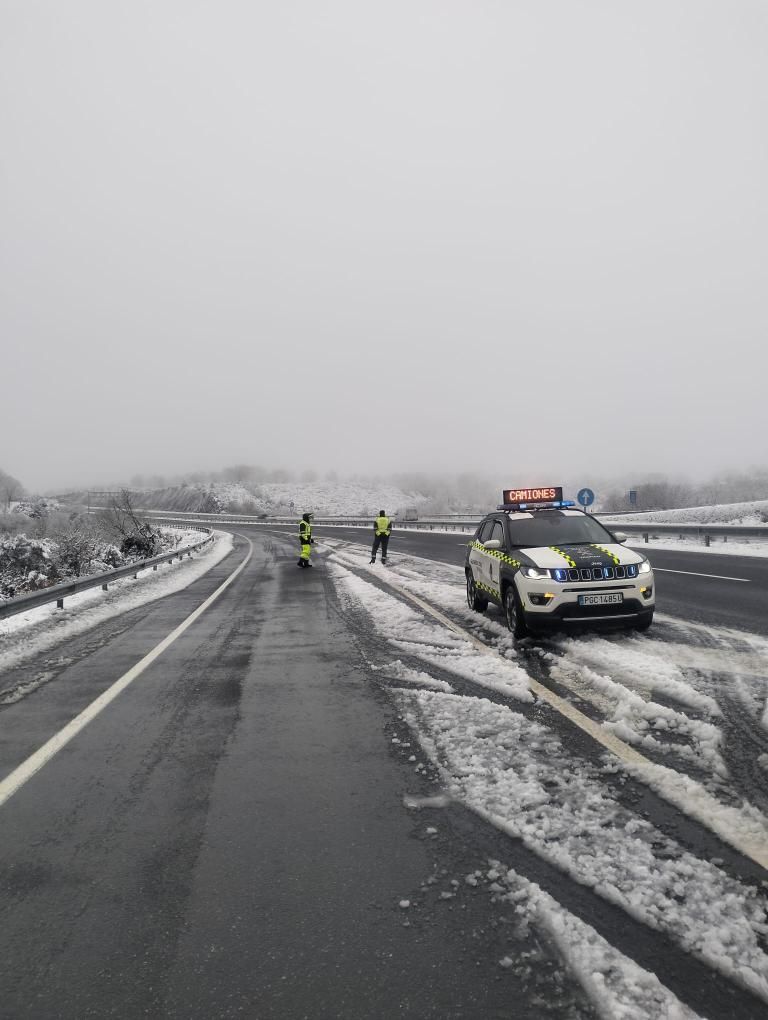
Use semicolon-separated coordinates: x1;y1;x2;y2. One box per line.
222;481;426;516
132;481;428;517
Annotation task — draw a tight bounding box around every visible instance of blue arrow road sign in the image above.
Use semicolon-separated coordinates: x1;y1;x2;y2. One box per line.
577;487;595;507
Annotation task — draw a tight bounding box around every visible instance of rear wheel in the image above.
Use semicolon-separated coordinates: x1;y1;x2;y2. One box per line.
466;571;488;613
503;585;528;639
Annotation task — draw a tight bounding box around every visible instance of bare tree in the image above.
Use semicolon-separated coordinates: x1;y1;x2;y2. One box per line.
0;469;25;511
104;489;160;558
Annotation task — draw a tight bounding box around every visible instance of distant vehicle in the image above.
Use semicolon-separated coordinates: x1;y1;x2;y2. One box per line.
465;487;655;638
401;507;419;521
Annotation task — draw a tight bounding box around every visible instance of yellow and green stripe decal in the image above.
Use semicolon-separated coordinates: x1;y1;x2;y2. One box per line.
591;544;620;565
475;579;500;597
470;541;520;568
549;546;576;568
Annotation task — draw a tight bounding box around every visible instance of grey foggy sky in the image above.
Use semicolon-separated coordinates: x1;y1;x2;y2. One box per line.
2;0;767;493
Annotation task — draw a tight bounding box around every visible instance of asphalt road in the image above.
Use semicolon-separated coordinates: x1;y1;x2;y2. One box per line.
0;533;575;1019
1;528;767;1019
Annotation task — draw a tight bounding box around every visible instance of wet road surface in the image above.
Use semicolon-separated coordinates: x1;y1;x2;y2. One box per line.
0;532;598;1019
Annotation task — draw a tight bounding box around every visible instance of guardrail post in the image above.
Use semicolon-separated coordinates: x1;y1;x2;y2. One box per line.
102;583;108;591
704;534;711;547
56;598;64;609
153;564;158;571
643;533;649;543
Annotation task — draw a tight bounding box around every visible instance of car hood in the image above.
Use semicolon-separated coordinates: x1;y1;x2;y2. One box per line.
519;543;644;570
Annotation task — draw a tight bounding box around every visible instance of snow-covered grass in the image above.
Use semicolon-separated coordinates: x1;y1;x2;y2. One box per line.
626;535;768;558
606;499;768;526
0;531;233;678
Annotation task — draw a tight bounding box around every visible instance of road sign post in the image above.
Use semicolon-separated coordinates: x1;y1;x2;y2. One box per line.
577;487;595;511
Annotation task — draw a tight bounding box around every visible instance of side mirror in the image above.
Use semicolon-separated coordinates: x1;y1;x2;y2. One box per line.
483;539;502;550
613;532;628;544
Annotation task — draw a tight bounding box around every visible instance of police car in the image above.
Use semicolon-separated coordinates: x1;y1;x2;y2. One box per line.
465;487;655;638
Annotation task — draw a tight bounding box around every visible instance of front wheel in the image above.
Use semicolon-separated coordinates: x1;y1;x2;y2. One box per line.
634;611;654;633
466;572;488;613
504;585;528;639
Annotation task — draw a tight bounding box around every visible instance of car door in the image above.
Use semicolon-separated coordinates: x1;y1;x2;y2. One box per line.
469;519;494;589
485;520;505;595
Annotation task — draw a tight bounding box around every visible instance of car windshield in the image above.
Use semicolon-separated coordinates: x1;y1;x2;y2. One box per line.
506;511;616;548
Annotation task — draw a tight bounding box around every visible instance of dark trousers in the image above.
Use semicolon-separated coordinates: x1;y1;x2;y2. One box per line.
371;534;389;561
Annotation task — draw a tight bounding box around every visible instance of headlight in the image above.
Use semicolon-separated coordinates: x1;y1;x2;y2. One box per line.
638;559;652;574
522;566;551;579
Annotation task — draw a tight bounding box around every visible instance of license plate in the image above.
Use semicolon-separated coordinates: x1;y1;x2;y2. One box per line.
578;593;624;606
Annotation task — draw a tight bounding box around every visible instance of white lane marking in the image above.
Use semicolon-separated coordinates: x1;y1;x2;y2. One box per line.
654;567;750;582
360;564;768;872
0;535;254;810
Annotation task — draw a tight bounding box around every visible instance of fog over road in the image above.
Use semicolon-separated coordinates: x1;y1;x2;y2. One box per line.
1;529;767;1019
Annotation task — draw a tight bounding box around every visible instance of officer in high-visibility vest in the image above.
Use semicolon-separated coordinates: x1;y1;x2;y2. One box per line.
370;510;392;564
298;512;314;568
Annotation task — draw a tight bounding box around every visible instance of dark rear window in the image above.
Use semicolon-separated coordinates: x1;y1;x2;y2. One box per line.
505;511;616;548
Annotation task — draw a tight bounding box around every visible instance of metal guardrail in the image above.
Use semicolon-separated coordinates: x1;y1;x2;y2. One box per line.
132;509;768;540
0;526;214;622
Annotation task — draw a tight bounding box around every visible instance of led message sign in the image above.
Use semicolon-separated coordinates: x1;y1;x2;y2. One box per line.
502;487;563;504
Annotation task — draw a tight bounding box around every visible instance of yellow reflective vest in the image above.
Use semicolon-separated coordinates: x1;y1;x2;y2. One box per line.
375;515;391;537
299;519;312;543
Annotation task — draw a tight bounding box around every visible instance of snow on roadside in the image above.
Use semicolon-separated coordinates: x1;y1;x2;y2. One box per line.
0;532;234;675
329;560;532;703
543;644;726;775
495;867;703;1020
397;689;768;1003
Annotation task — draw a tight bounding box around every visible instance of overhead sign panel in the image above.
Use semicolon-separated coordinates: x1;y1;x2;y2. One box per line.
502;487;563;505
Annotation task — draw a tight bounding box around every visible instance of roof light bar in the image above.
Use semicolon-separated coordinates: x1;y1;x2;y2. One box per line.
496;500;576;512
